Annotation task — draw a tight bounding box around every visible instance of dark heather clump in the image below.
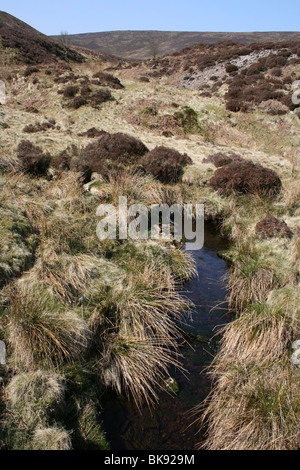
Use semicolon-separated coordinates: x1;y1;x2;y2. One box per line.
78;128;107;138
63;85;79;98
141;146;192;183
209;160;282;197
17;140;51;176
89;89;113;107
80;132;149;176
92;71;124;89
23;119;56;133
255;215;293;239
203;152;244;168
71;96;88;109
52;145;80;171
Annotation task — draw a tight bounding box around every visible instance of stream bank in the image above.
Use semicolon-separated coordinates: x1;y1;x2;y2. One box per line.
100;221;232;450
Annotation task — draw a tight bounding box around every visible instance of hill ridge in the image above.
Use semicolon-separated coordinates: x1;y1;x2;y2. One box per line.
51;30;300;60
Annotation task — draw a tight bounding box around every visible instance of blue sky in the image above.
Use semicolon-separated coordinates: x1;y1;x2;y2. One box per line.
1;0;299;35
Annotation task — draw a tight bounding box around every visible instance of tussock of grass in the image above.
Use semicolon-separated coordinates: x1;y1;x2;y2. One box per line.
198;296;300;450
77;403;110;450
31;426;72;450
200;358;300;450
225;239;281;311
3;285;90;369
0;204;38;287
96;334;184;409
3;370;71;450
6;370;65;427
90;168;165;206
87;257;192;406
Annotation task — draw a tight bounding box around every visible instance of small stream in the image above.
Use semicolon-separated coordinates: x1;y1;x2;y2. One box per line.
101;221;231;450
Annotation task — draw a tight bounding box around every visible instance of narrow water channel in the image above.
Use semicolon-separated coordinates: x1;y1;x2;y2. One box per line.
101;221;231;450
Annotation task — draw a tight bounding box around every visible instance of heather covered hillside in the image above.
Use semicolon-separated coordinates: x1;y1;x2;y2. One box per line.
0;11;84;64
51;30;300;60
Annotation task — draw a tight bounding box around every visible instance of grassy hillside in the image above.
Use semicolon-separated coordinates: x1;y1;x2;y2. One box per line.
51;30;300;60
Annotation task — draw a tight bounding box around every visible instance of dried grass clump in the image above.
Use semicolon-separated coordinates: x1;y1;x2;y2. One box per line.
89;255;192;407
199;298;300;450
31;427;72;450
201;359;300;450
3;370;71;450
4;285;90;369
17;140;51;176
0;204;37;288
228;265;279;311
91;169;164;206
29;254;121;305
209;160;282;198
96;334;183;408
141;146;192;183
6;370;65;428
225;238;282;311
283;179;300;216
0;155;21;173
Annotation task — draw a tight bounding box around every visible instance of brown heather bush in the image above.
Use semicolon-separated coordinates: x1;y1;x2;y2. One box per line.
71;96;88;109
258;99;290;115
141;146;192;183
255;215;293;239
89;89;113;108
52;145;80;172
63;85;79;98
80;85;92;98
270;67;283;77
209;160;282;197
23;119;56;133
78;128;106;138
225;63;238;73
24;67;40;77
203;152;243;168
139;76;150;82
91;71;124;89
54;73;76;84
226;99;242;112
17;140;51;176
81;132;149;176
